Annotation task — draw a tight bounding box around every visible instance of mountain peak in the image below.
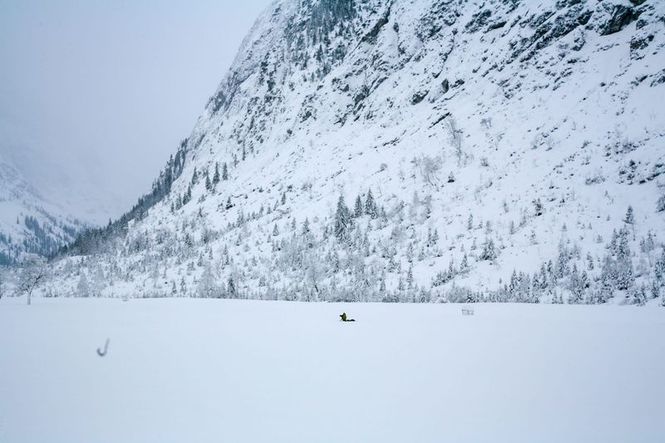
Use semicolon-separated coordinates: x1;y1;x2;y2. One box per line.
40;0;665;303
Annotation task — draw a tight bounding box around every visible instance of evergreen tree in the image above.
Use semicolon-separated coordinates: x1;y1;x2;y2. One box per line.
197;264;217;298
609;229;619;255
213;162;220;184
616;228;634;290
227;276;237;298
222;162;229;181
654;249;665;284
568;264;584;304
508;270;519;299
649;279;660;300
77;273;90;298
334;195;352;241
597;255;616;303
354;195;363;218
379;272;387;293
480;238;497;261
460;253;469;273
629;284;647;306
624;206;635;225
365;189;378;218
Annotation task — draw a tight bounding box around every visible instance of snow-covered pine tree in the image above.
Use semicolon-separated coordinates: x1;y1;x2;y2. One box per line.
654;248;665;284
213;162;220;185
77;273;90;298
624;206;635;225
460;253;469;273
568;264;584;304
354;195;363;218
197;263;217;298
616;227;634;290
191;167;198;185
596;255;616;304
480;238;497;261
227;276;237;298
365;189;377;218
334;195;352;241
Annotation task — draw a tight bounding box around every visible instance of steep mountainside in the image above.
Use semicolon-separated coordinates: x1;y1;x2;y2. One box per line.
0;155;85;265
43;0;665;303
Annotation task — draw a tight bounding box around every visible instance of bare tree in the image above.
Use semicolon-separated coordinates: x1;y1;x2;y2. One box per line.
414;155;442;188
17;264;45;305
447;117;464;166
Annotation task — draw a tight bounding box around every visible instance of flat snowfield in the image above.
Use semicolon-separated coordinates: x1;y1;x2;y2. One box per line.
0;298;663;443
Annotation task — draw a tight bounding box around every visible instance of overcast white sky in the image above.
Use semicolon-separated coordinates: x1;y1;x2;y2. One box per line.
0;0;273;223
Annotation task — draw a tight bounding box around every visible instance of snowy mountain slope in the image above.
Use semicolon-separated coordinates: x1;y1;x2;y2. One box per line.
0;155;86;265
41;0;665;303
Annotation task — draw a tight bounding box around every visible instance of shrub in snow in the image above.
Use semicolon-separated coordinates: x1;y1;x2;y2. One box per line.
657;194;665;212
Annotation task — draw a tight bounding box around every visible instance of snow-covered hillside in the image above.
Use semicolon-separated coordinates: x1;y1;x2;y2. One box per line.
1;298;664;443
35;0;665;303
0;155;85;265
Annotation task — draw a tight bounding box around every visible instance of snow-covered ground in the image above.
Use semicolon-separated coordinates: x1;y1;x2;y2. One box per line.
1;298;663;443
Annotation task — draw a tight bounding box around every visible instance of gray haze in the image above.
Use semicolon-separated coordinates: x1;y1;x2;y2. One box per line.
0;0;273;223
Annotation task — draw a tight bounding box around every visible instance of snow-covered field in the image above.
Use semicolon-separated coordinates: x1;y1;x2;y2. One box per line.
1;298;663;443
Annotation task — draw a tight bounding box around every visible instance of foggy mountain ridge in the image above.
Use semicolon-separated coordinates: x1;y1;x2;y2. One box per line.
0;153;87;265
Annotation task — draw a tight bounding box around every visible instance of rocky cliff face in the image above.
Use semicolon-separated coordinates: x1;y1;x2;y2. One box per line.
43;0;665;304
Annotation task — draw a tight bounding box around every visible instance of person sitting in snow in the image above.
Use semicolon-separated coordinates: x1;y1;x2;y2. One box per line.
339;312;355;322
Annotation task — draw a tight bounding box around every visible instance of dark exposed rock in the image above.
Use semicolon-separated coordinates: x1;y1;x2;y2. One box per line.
577;10;593;26
417;0;459;42
630;34;654;51
411;90;429;105
487;20;507;32
534;9;587;51
508;5;591;62
361;3;392;44
650;69;665;87
429;112;451;128
466;9;492;33
556;0;582;7
599;5;641;36
441;79;450;94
